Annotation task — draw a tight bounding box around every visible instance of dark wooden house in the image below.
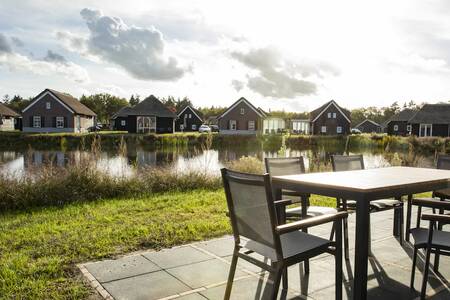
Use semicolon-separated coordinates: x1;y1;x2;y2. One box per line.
310;100;351;135
217;97;267;135
175;106;203;132
111;95;176;133
0;103;20;131
22;89;96;133
355;119;382;133
385;109;417;136
408;103;450;137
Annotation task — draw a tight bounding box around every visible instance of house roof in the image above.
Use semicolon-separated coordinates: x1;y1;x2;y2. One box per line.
113;95;176;118
23;89;96;116
310;100;351;123
217;97;266;119
409;103;450;124
0;102;20;117
355;119;381;129
386;109;417;123
177;105;203;121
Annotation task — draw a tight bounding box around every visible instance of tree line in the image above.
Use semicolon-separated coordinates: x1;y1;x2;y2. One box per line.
0;93;436;126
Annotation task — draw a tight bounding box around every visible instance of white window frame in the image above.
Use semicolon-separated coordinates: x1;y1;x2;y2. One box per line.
33;116;41;128
56;116;64;128
121;120;126;126
189;114;192;119
230;120;237;130
333;113;336;118
240;108;245;115
337;126;342;134
192;124;197;130
327;112;331;118
406;124;412;132
321;126;327;133
419;124;432;137
46;102;51;109
248;120;255;131
393;124;399;131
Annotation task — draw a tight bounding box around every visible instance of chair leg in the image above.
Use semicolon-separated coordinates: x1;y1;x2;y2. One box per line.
421;245;432;299
224;249;239;300
335;220;343;300
398;206;404;245
416;206;422;228
410;247;418;289
434;251;440;273
343;217;350;260
330;222;335;241
393;207;399;237
406;195;412;242
282;266;288;293
270;265;283;300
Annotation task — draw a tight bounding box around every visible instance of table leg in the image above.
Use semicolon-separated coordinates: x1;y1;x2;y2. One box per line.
301;195;310;273
354;198;370;300
406;195;412;242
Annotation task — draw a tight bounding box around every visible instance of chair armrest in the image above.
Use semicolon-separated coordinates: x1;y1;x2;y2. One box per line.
274;199;294;207
276;211;348;234
422;213;450;225
412;198;450;210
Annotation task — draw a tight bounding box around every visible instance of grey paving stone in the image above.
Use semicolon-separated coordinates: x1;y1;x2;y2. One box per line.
224;252;268;274
102;270;191;300
166;258;246;289
143;246;214;269
195;237;234;257
84;254;160;283
176;293;208;299
199;275;301;300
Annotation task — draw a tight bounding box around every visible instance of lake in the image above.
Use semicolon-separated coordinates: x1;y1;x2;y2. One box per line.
0;144;437;179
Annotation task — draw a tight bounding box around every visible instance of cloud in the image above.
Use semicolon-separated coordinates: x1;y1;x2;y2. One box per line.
58;8;188;81
231;47;338;98
231;79;244;91
0;34;89;83
11;37;24;47
0;33;12;53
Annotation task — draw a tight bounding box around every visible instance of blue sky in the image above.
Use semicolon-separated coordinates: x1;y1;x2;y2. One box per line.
1;0;450;111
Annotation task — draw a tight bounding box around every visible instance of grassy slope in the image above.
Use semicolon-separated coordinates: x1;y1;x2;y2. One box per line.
0;190;425;299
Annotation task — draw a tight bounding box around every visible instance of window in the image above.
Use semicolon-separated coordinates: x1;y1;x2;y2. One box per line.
121;120;126;126
56;116;64;128
393;125;398;131
33;116;41;128
192;124;197;130
248;120;255;130
337;126;342;134
419;124;432;137
327;112;331;118
333;113;336;118
240;108;245;115
46;102;51;109
321;126;327;133
230;120;237;130
189;114;192;119
406;125;412;132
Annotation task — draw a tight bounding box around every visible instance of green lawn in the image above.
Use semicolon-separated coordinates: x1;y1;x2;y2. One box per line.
0;190;426;299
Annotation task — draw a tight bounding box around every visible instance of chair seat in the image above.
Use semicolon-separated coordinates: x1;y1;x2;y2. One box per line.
245;231;331;262
285;206;338;217
345;199;402;210
411;227;450;248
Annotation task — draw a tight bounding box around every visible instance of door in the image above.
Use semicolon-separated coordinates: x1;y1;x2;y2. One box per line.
137;116;156;133
229;120;236;130
419;124;432;137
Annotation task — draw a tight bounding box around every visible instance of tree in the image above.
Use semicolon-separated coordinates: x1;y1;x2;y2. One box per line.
80;93;128;123
1;94;32;113
160;95;193;112
129;94;140;106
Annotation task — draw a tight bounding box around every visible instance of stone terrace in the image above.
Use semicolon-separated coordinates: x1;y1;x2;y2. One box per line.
79;207;450;299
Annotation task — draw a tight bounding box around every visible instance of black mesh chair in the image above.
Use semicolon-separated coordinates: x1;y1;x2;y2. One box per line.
265;157;350;260
221;168;347;300
331;155;404;244
406;154;450;273
409;198;450;299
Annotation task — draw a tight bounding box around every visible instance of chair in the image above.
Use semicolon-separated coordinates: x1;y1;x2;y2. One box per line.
409;198;450;299
331;155;404;244
406;154;450;271
265;157;350;260
221;168;347;300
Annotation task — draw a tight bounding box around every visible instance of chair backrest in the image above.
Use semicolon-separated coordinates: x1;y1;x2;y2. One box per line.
437;154;450;170
221;168;280;252
331;154;364;172
264;157;306;176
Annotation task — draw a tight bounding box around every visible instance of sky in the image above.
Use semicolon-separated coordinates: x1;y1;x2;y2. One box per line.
1;0;450;112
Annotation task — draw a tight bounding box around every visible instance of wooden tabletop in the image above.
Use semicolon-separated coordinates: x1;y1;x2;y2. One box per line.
272;166;450;193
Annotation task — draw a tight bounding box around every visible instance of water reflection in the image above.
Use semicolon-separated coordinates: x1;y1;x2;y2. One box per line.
0;146;435;179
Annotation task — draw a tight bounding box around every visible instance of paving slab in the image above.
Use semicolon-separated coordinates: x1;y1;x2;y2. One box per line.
143;246;213;269
102;270;190;300
84;254;160;283
166;258;246;289
176;293;208;300
195;237;235;257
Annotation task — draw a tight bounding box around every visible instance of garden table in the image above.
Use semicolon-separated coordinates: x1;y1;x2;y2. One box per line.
272;166;450;300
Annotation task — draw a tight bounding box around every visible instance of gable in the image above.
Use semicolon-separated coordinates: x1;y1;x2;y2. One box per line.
218;97;265;119
311;101;351;123
22;90;75;114
177;106;203;122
